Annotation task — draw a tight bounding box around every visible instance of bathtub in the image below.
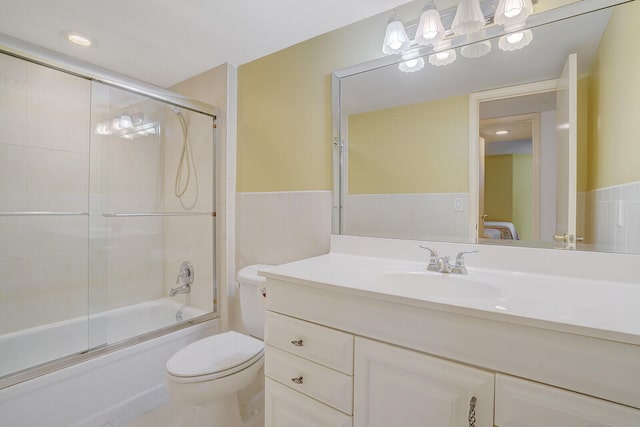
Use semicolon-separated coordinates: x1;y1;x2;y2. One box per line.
0;298;219;427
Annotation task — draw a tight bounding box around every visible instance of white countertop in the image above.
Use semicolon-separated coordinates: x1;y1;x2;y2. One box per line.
261;252;640;346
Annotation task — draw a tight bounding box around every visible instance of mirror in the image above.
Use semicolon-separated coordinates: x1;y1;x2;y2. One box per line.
333;0;640;254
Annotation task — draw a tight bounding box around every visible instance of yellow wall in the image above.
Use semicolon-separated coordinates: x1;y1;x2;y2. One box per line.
485;154;532;240
347;96;468;194
236;1;424;192
587;0;640;190
485;155;513;222
512;154;533;241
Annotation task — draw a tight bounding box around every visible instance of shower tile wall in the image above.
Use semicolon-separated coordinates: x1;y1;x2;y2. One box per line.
0;54;90;333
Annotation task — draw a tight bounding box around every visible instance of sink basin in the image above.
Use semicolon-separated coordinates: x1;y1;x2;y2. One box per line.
375;270;502;299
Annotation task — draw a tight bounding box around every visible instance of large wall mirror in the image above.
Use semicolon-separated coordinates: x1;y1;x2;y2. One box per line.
332;0;640;254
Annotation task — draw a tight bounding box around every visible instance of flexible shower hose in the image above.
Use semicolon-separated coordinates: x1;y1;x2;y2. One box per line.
174;111;191;198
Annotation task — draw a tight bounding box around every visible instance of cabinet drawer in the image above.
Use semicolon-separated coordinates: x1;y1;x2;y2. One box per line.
495;374;640;426
266;378;352;427
266;345;353;415
265;311;354;375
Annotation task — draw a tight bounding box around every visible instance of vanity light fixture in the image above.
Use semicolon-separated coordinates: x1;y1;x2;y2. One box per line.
95;112;158;139
415;2;445;46
429;41;457;66
382;13;410;55
494;0;533;27
451;0;486;36
461;34;492;58
498;25;533;51
399;54;426;73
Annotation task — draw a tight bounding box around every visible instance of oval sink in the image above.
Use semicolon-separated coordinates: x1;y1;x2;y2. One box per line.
375;271;502;299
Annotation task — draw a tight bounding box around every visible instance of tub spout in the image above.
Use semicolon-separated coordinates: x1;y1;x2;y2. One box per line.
169;284;191;297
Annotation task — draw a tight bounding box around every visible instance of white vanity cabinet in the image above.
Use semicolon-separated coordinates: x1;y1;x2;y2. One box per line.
264;311;354;427
354;337;494;427
263;263;640;427
495;375;640;427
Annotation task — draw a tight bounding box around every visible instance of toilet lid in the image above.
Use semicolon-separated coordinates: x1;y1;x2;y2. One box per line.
167;331;264;378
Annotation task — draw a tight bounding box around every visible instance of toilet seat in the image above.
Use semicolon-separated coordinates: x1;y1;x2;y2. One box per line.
166;331;264;383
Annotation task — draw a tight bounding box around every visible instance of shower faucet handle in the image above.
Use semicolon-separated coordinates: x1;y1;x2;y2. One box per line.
176;261;194;285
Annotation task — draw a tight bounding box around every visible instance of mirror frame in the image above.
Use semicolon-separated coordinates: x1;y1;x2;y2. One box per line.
331;0;631;249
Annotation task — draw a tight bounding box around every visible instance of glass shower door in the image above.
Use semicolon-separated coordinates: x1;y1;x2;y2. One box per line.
0;52;91;377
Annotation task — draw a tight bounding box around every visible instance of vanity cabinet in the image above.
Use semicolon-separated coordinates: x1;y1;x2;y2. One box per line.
495;375;640;427
264;311;354;427
354;337;494;427
264;268;640;427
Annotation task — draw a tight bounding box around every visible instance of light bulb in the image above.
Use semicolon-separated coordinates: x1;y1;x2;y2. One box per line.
436;51;450;60
507;32;524;44
399;56;425;73
119;114;133;129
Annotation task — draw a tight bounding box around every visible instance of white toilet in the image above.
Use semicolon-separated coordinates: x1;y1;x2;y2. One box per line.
166;264;272;426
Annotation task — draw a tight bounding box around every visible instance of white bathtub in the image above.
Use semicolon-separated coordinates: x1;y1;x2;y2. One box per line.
0;298;206;377
0;299;219;427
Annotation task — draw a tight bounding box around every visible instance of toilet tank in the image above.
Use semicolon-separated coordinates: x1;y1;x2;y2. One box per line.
237;264;273;339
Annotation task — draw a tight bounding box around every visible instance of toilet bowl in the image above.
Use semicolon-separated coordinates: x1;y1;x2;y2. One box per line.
165;264;272;426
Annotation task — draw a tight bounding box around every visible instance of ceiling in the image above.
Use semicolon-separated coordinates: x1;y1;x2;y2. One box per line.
0;0;413;88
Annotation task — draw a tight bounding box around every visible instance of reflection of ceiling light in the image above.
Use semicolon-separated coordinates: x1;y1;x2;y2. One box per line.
64;31;93;47
495;0;533;27
499;28;533;51
382;13;410;55
399;55;425;73
95;113;159;140
461;40;492;58
415;4;445;46
429;41;457;66
451;0;486;36
495;130;509;135
557;123;570;130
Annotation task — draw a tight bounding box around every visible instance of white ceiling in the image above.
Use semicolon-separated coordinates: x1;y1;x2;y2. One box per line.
0;0;413;87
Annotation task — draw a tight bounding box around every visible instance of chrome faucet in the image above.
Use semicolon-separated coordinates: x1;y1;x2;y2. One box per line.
420;246;478;274
170;261;194;297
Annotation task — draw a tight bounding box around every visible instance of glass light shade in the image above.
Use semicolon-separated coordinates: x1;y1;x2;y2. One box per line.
494;0;533;27
429;42;457;66
498;29;533;51
415;8;445;46
382;14;410;55
399;56;425;73
461;39;491;58
451;0;486;36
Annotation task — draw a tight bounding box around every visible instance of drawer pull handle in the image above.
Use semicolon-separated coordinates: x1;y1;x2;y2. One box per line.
290;339;304;347
291;376;304;384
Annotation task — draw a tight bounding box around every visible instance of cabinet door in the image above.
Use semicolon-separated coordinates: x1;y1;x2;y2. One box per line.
265;378;352;427
495;374;640;426
354;337;494;427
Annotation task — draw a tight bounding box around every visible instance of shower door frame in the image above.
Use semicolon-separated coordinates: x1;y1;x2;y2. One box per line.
0;34;220;390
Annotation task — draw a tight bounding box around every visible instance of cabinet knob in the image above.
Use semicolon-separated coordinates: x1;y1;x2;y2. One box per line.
290;339;304;347
468;396;477;427
291;376;304;384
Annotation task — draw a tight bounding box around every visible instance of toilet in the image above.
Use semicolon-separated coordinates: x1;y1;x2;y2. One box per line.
165;264;272;426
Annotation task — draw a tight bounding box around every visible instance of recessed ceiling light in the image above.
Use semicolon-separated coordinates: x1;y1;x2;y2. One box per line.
63;31;93;47
495;130;509;135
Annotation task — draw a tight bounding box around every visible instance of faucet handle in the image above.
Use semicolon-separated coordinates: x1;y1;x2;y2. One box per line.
419;246;440;272
453;250;478;274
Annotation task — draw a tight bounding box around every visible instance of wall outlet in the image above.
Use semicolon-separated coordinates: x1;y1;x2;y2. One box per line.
454;198;464;212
